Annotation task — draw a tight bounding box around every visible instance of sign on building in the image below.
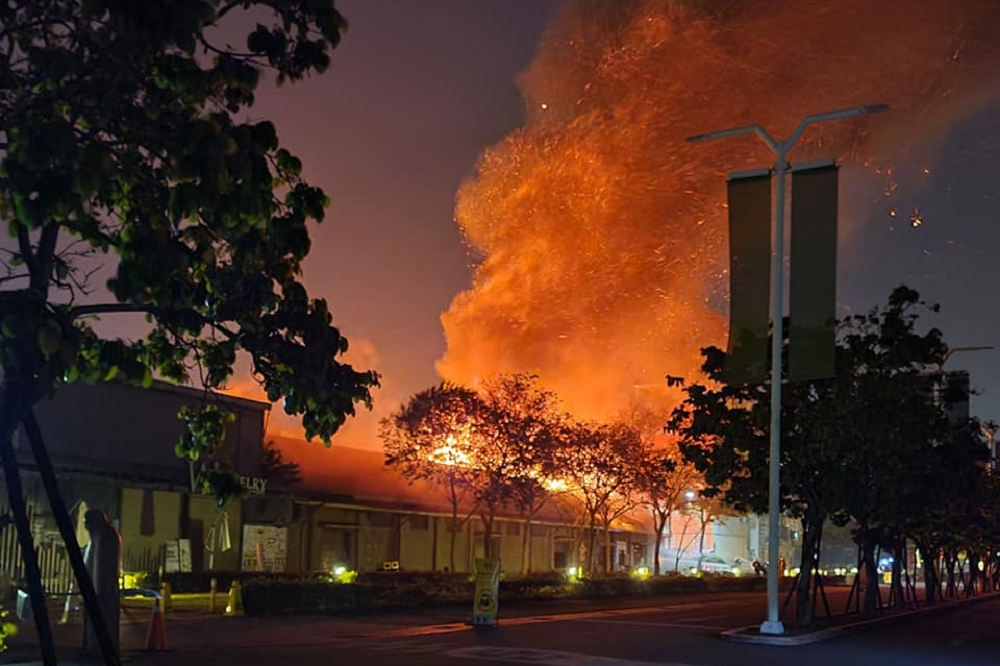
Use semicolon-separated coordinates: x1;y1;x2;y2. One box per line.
241;524;287;572
163;539;192;573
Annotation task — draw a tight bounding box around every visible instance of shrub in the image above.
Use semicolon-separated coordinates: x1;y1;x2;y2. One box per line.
238;570;772;615
0;607;16;653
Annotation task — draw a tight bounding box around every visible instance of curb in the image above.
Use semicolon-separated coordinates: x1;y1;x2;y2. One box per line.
720;590;1000;646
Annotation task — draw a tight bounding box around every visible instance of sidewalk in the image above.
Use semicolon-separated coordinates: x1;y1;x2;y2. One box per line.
721;590;1000;646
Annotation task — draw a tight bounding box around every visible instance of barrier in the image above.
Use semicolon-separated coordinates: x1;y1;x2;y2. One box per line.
225;580;244;617
159;581;173;614
471;558;500;626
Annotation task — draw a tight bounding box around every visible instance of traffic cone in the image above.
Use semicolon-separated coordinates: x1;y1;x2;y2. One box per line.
145;598;168;651
224;580;244;617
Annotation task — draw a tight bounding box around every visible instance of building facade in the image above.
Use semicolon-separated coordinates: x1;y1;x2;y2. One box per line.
0;382;795;590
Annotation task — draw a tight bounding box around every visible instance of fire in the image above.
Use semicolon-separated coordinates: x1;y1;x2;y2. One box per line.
438;0;1000;421
429;443;471;467
428;434;473;467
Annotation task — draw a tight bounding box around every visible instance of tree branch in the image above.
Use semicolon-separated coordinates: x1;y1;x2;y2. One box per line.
33;224;59;293
15;224;40;279
69;302;239;341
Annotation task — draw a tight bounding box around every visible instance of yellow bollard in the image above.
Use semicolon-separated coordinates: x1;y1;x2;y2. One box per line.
159;581;173;614
224;580;244;617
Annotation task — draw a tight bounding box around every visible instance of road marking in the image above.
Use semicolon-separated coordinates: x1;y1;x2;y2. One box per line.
445;646;699;666
370;639;458;653
572;618;725;631
373;598;749;638
679;614;727;622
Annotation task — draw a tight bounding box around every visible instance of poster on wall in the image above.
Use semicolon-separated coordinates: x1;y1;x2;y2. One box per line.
241;524;287;572
163;539;192;573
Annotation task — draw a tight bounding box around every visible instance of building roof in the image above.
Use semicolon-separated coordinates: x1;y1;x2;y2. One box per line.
270;436;586;525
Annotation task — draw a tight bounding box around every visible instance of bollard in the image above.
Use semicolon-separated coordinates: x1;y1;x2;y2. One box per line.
224;580;244;617
159;581;172;615
209;577;217;614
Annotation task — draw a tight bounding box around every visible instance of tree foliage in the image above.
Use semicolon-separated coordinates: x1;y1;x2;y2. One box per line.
668;286;993;623
635;441;702;575
381;375;566;561
555;420;643;575
380;382;480;571
0;0;378;502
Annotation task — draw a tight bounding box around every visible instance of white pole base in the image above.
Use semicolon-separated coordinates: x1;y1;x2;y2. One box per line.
759;620;786;635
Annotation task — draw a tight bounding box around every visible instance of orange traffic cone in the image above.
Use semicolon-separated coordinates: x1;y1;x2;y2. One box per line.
145;598;168;651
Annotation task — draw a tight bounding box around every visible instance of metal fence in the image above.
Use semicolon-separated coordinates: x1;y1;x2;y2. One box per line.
0;502;75;595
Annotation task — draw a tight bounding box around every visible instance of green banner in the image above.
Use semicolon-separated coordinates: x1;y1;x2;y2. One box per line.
724;170;772;384
789;163;838;381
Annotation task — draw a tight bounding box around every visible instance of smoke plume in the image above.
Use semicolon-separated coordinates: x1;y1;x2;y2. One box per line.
438;0;1000;421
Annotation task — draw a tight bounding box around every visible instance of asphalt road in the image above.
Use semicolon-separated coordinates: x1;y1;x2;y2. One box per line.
7;589;999;666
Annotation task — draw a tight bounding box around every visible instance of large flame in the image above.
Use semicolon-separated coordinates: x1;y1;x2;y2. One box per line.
439;0;1000;421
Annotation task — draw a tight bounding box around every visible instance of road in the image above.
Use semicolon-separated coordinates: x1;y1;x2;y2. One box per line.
7;589;999;665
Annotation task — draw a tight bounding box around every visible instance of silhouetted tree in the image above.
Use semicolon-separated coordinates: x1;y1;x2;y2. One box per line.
635;441;700;575
670;287;971;624
381;383;481;572
557;421;643;575
0;3;376;663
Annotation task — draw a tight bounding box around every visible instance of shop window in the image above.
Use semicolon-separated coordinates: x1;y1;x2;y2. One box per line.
409;514;429;530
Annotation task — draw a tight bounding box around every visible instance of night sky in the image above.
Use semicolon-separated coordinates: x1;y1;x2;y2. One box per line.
234;0;562;443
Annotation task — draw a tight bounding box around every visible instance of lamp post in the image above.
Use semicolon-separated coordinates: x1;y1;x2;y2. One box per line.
980;422;999;472
687;104;888;635
935;346;994;374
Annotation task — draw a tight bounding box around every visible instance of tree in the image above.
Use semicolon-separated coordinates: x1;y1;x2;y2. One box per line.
830;287;952;613
473;373;561;560
1;3;378;663
383;375;566;568
669;286;983;624
381;383;481;573
635;440;701;576
477;374;564;575
556;421;642;576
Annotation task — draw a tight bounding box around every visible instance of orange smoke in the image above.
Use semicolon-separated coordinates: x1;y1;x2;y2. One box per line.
438;0;1000;420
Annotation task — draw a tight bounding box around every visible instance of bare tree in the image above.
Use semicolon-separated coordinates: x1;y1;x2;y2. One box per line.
637;441;701;575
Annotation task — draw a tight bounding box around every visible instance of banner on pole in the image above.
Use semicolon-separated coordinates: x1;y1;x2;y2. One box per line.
724;169;772;384
789;162;838;381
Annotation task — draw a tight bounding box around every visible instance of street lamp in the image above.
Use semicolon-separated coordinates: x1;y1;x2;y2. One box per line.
935;346;994;373
980;422;999;472
687;104;889;635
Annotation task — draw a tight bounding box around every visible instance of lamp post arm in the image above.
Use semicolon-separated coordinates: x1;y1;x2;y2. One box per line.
788;104;891;151
686;125;778;153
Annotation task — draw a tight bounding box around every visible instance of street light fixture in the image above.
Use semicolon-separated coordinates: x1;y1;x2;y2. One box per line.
686;103;889;635
980;422;999;472
936;346;994;373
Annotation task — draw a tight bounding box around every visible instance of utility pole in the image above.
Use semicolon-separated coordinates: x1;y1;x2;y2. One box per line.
687;104;888;635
